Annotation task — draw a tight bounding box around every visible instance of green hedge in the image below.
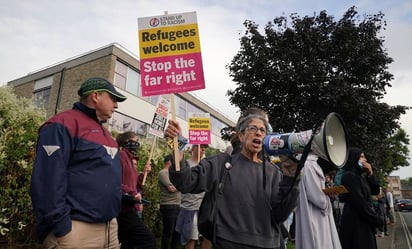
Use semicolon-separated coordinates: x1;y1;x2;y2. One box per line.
0;86;45;247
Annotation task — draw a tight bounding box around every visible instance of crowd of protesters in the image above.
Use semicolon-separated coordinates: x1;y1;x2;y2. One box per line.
30;78;394;249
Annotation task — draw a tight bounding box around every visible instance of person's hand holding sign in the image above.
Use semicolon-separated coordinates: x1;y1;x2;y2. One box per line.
164;120;185;167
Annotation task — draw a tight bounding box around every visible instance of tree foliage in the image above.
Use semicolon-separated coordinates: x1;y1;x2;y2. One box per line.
133;137;170;238
401;177;412;186
0;86;45;247
226;6;409;176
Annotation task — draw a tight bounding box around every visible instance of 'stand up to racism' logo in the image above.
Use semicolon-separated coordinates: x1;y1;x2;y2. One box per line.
270;136;284;150
149;18;160;27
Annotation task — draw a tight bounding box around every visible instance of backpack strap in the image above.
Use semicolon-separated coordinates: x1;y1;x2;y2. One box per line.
212;153;232;244
218;154;232;194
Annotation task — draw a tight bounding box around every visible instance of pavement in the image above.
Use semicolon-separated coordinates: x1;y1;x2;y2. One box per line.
377;212;405;249
376;221;396;249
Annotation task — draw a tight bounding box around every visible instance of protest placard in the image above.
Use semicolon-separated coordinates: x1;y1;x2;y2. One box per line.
138;11;205;96
148;95;170;137
138;11;205;170
188;112;211;144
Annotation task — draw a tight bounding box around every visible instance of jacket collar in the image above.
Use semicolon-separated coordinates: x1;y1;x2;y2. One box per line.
72;102;104;124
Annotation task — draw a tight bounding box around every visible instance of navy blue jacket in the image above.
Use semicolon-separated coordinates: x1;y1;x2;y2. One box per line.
30;102;122;242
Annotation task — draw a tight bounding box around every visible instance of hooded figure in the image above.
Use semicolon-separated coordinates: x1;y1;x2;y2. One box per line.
338;147;384;249
295;153;342;249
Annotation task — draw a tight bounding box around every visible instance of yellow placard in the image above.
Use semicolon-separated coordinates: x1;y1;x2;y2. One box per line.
322;185;348;194
188;117;210;130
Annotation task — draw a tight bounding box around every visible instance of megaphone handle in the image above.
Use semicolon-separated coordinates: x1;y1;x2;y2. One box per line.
275;134;314;205
296;135;314;175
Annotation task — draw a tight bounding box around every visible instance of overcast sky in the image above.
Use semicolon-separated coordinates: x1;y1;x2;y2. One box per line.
1;0;411;177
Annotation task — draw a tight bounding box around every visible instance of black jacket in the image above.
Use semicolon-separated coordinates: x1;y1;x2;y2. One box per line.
339;147;384;249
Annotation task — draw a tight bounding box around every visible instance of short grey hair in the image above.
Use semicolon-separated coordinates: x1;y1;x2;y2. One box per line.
236;114;269;133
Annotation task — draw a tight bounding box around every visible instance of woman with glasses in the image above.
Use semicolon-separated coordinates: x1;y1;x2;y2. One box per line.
228;107;271;155
165;114;299;249
116;131;156;249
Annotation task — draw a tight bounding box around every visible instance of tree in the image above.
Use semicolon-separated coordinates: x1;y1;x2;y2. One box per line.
226;6;409;175
373;128;409;183
401;177;412;186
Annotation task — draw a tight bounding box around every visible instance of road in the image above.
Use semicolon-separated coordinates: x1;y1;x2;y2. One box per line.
396;211;412;248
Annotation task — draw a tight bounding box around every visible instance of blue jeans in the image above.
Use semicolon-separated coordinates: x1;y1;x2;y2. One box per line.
160;204;181;249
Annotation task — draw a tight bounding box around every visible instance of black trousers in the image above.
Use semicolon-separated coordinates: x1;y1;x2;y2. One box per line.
117;211;156;249
160;204;181;249
215;237;278;249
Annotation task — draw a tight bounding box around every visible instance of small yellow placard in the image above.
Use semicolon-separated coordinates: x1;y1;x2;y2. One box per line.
322;185;349;194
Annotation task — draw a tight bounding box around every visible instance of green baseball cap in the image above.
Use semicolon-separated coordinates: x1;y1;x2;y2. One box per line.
78;77;127;102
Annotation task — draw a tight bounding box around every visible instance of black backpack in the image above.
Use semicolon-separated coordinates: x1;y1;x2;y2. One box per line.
198;153;232;244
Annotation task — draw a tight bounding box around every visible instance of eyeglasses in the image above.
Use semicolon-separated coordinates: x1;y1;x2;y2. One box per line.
245;125;267;135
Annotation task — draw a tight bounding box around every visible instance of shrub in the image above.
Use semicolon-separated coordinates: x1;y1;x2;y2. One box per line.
0;86;45;247
136;137;168;237
136;138;221;238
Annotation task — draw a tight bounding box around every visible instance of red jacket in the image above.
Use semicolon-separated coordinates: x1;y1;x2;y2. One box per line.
119;149;144;212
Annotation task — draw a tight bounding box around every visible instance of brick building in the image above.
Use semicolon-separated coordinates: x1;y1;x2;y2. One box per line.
387;175;402;199
7;43;235;150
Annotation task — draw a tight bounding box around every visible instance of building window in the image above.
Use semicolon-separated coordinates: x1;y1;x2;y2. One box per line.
114;60;140;96
187;102;202;115
211;116;226;135
125;68;139;95
114;61;127;89
33;76;53;109
115;58;168;106
173;95;227;136
33;88;51;109
109;112;148;136
149;95;160;105
175;95;187;119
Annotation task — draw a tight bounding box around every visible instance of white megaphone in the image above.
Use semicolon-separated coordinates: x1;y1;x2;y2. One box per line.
263;112;348;168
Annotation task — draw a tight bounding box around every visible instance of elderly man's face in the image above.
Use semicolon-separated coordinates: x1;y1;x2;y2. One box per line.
94;91;118;122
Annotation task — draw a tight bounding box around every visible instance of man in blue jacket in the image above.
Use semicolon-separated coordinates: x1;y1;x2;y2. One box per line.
30;77;127;248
